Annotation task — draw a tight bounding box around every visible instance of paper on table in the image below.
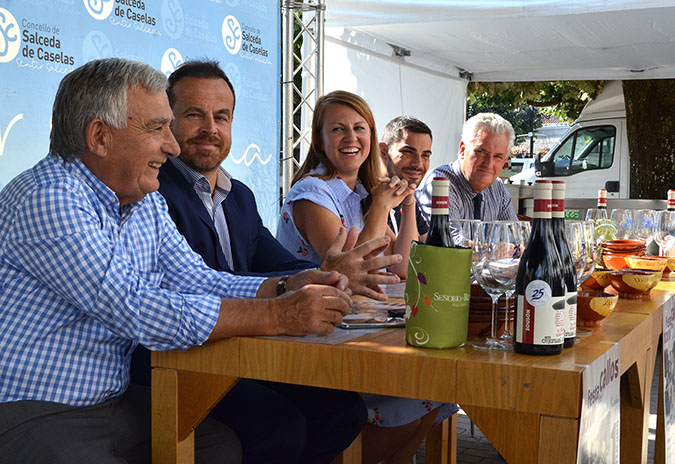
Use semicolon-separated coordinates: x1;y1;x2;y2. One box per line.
262;327;379;345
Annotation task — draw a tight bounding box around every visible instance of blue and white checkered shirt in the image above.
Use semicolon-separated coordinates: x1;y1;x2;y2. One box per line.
416;160;517;222
0;155;264;406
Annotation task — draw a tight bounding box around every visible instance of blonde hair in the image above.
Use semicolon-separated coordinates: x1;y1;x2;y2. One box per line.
292;90;384;193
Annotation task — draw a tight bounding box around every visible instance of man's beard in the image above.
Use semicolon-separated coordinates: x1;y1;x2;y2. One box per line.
182;136;229;172
400;167;425;183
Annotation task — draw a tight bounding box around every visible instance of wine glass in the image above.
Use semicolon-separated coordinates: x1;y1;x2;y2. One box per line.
500;221;530;341
471;221;520;351
580;221;598;283
447;219;479;249
566;221;591;335
610;208;633;240
585;208;609;223
654;211;675;256
633;209;655;247
564;221;587;283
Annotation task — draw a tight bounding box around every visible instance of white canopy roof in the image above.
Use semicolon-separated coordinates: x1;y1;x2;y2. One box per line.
325;0;675;81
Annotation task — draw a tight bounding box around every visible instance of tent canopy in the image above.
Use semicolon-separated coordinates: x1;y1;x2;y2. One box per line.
325;1;675;81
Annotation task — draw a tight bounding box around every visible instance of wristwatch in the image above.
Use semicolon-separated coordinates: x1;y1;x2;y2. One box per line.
276;275;289;296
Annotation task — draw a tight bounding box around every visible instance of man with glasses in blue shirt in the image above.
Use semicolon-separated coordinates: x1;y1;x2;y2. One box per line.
417;113;518;221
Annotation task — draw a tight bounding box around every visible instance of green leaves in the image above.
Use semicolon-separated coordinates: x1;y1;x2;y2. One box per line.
467;81;605;123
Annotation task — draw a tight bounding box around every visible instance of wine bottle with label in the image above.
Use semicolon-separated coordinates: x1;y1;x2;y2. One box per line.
668;189;675;212
425;177;455;247
596;188;608;218
514;180;565;355
551;181;576;348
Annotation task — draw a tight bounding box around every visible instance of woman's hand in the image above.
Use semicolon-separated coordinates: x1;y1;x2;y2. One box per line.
371;176;416;211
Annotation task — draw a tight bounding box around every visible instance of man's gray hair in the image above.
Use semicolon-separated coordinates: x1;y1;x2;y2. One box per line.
461;113;515;154
50;58;168;160
381;115;432;148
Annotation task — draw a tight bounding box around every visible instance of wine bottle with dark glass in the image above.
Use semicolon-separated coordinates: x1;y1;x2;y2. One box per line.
425;177;455;247
514;180;565;356
552;181;577;348
597;188;608;213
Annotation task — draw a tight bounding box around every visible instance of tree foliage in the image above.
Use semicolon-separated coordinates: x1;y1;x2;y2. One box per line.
467;98;542;137
467;81;605;122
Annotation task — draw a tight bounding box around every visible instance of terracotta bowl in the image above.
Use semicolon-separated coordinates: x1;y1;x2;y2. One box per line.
602;239;647;252
607;269;663;298
625;255;669;272
577;290;619;326
602;253;630;270
581;269;612;291
662;256;675;276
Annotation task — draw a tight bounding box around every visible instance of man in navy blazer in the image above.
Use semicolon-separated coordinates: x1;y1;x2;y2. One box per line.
131;60;401;464
158;157;309;277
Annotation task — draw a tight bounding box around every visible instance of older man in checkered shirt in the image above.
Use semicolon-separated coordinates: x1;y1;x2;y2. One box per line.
0;58;367;464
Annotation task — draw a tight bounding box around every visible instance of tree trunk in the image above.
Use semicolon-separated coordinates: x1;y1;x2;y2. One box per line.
623;80;675;199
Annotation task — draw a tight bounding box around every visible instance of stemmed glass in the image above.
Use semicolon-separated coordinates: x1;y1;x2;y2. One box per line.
586;208;615;244
471;221;520;351
565;221;587;284
565;221;591;335
654;211;675;256
500;221;530;342
585;208;609;223
447;219;479;249
580;221;598;284
610;208;633;239
633;209;655;247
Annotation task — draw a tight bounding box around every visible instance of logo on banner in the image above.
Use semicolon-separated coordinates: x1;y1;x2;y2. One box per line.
0;8;21;63
0;114;23;158
161;0;184;39
82;30;112;61
230;143;272;167
161;48;183;77
224;62;241;97
222;15;242;55
83;0;114;21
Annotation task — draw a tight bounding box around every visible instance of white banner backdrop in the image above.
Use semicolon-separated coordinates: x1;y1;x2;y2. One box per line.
323;28;467;172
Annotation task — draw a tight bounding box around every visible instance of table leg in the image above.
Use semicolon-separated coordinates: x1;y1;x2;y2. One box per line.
152;368;193;464
151;367;239;464
426;416;457;464
655;339;665;464
462;405;578;463
620;345;657;463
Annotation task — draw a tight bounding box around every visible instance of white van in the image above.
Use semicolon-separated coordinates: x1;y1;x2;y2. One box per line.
534;81;629;199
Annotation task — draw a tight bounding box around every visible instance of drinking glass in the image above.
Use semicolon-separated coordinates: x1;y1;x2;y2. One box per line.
447;219;479;249
580;220;598;284
610;208;633;239
566;220;592;335
633;209;655;247
654;211;675;256
585;208;609;223
586;209;615;244
500;221;530;341
472;221;520;351
565;221;587;283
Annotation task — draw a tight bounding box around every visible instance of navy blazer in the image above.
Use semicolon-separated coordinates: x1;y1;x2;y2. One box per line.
158;160;313;276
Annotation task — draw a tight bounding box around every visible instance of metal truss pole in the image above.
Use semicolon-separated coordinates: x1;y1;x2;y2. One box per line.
281;0;325;203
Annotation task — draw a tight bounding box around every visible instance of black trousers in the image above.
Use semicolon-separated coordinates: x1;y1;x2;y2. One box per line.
0;384;241;464
131;346;367;464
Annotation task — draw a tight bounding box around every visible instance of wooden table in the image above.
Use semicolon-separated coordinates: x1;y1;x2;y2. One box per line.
151;278;675;463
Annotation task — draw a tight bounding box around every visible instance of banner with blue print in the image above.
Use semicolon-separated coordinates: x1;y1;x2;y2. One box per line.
0;0;280;229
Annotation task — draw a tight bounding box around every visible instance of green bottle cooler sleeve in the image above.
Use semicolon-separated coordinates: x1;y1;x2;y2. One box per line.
405;242;473;348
